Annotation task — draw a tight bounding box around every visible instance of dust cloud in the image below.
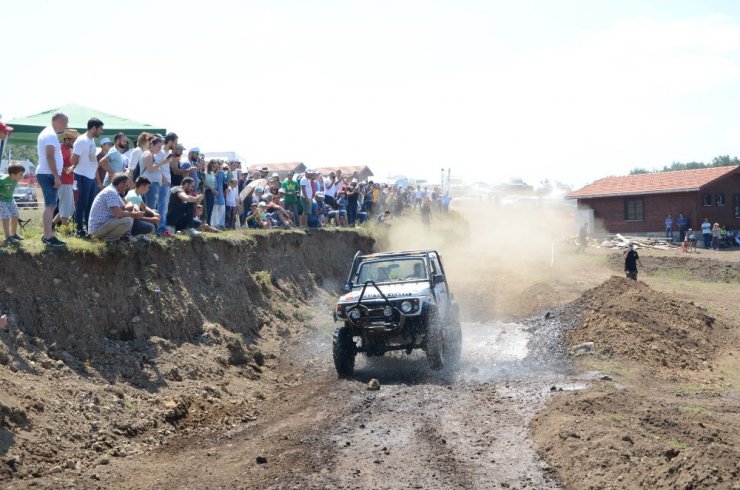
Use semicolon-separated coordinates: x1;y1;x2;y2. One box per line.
381;199;601;321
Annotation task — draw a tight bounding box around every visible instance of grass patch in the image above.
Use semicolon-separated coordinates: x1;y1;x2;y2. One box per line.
292;308;313;322
680;405;709;415
669;439;688;449
607;414;622;422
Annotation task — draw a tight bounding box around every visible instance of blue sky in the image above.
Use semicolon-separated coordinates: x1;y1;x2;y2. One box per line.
4;0;740;187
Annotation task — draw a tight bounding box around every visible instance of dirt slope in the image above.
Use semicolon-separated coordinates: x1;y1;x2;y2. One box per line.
0;230;374;486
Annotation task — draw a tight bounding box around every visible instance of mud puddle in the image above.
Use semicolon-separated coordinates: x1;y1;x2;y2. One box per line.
298;321;582;489
102;320;584;489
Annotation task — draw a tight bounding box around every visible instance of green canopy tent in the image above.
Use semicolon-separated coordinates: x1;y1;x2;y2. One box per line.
5;103;167;146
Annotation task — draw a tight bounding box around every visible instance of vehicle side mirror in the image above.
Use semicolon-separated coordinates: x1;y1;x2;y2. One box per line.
433;275;444;285
343;282;352;292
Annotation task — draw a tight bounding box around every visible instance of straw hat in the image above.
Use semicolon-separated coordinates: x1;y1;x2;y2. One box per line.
60;128;80;140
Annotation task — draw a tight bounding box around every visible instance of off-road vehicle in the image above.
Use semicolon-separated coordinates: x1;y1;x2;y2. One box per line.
332;250;462;377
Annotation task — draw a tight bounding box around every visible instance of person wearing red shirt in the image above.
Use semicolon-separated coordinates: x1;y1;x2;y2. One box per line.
53;128;79;227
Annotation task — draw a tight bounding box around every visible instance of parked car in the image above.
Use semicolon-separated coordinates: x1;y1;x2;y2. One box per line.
13;183;38;208
332;249;462;377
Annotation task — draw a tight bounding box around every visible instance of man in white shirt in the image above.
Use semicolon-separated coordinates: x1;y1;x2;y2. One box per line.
71;117;105;237
323;171;339;208
36;112;69;247
299;170;316;228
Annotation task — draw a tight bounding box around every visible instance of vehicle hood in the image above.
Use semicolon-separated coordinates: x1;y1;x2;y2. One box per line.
340;282;431;303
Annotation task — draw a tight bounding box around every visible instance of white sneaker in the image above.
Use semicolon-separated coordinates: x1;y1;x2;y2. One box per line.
184;228;201;237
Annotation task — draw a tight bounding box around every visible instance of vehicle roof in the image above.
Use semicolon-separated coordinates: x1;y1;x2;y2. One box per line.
357;250;438;260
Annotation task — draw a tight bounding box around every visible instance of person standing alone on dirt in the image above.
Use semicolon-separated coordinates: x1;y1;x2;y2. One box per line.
623;244;644;281
577;223;588;252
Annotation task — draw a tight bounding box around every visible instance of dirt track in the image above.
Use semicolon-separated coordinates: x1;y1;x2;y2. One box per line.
98;321;573;490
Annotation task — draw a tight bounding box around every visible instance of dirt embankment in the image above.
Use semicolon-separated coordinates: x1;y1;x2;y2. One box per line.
531;277;739;490
0;230;373;485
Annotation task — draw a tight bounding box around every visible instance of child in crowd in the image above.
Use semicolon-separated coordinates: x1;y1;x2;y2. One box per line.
0;163;26;244
225;178;238;229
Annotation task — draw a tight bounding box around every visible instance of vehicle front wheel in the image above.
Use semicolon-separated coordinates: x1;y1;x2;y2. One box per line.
333;327;356;378
426;311;461;371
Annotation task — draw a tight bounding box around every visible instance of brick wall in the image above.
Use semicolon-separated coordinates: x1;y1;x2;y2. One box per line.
576;172;740;233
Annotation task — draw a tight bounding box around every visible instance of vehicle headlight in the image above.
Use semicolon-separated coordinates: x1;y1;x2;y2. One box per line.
400;301;413;313
383;306;393;317
349;309;362;320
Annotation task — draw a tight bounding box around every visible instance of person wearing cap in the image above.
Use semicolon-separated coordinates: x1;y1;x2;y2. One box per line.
169;144;197;188
0;121;12;140
244;202;260;228
262;192;292;228
71;117;105;237
52;128;80;228
166;177;206;236
98;133;129;187
308;191;326;228
281;171;300;226
36;112;69;247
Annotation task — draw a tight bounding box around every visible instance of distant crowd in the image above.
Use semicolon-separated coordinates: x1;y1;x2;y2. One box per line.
0;112;450;247
664;213;739;250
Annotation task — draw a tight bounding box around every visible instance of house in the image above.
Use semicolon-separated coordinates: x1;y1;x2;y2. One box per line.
247;162;306;180
314;165;374;182
566;166;740;233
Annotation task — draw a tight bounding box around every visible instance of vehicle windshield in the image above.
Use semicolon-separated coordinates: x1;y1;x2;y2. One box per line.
356;258;428;284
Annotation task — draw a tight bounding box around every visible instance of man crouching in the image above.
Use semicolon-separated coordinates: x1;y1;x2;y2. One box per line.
88;173;141;241
167;177;218;236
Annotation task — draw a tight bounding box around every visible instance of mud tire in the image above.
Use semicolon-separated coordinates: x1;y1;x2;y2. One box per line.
333;327;356;378
426;307;462;371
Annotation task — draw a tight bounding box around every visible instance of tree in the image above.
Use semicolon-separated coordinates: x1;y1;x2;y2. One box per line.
629;167;650;175
2;143;38;164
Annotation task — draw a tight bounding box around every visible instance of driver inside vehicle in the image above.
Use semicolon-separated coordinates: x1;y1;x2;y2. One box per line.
375;267;391;282
407;262;425;280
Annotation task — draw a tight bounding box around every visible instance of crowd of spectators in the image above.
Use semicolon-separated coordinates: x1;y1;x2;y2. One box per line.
666;213;739;251
0;112;451;247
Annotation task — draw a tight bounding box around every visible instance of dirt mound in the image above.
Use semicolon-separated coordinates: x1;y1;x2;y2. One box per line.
532;382;740;489
566;276;723;376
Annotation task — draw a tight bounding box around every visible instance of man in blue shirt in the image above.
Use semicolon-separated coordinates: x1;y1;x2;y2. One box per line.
677;212;689;242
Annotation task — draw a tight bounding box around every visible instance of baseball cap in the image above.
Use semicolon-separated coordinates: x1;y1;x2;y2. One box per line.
315;191;325;198
0;122;14;133
189;147;200;154
272;172;279;178
262;193;273;201
100;137;112;146
305;168;315;174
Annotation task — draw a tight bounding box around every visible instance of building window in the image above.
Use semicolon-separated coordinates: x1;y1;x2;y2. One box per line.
624;198;644;221
735;194;740;218
716;193;725;206
702;193;712;206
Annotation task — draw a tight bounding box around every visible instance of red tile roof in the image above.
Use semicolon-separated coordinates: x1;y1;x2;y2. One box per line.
247;162;306;172
567;166;739;199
